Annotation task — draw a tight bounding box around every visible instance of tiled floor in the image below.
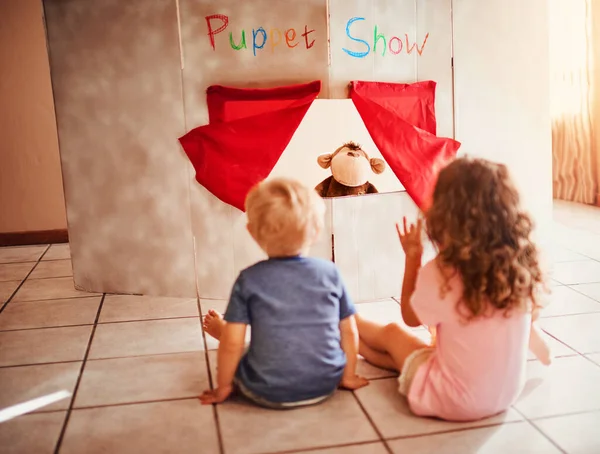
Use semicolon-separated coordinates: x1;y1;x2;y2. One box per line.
1;202;600;453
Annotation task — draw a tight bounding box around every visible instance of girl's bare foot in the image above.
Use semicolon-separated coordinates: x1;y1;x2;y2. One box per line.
203;310;225;340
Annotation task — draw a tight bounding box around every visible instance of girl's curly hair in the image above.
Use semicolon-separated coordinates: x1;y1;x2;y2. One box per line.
425;157;544;319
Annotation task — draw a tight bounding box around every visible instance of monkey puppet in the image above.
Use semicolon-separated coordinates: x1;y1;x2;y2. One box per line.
315;142;386;198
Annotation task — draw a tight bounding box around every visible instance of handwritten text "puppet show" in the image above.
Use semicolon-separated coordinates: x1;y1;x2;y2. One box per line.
205;15;430;58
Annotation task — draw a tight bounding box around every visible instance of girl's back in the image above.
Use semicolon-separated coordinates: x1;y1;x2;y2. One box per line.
408;260;531;421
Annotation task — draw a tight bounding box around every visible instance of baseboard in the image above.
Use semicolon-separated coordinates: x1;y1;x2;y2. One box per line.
0;229;69;247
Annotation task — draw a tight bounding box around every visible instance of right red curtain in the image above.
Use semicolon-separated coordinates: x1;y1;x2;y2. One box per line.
350;81;461;211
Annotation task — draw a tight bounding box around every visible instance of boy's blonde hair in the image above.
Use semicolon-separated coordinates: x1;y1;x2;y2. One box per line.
245;178;325;257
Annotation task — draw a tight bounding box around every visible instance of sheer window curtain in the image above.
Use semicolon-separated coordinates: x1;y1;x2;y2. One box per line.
550;0;599;206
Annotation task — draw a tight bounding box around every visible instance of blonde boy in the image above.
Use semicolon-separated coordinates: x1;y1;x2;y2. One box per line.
200;178;368;408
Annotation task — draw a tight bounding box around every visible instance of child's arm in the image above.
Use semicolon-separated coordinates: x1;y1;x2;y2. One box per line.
401;255;423;327
529;306;552;365
200;323;247;404
396;218;424;327
339;315;369;390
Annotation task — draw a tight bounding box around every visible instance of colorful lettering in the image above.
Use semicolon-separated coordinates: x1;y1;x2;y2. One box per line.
229;31;247;50
405;33;430;56
342;17;370;58
269;28;282;52
388;36;403;55
285;28;298;48
252;27;267;56
205;14;229;50
373;25;386;56
302;25;316;49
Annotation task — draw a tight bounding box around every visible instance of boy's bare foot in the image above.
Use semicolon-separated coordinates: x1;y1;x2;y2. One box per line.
203;310;225;340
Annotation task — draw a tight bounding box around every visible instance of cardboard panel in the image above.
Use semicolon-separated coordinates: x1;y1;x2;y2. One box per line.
453;0;552;248
44;0;196;297
180;0;330;299
328;0;454;137
179;0;329;127
332;192;419;303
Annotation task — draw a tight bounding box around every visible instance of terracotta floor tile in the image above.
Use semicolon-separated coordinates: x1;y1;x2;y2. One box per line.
300;443;389;454
540;313;600;354
0;262;34;282
0;280;20;304
29;259;73;279
75;352;209;407
533;411;600;454
0;246;47;264
0;411;66;454
356;356;398;380
0;325;92;367
570;282;600;302
60;400;219;454
586;353;600;366
12;277;99;302
41;244;71;261
217;391;379;454
387;422;560;454
88;318;203;359
99;294;198;323
0;297;101;331
0;362;80;411
549;245;590;263
552;260;600;285
354;378;521;439
539;285;600;317
514;356;600;418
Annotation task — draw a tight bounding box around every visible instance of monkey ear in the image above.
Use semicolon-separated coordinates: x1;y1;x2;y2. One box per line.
317;154;333;169
370;158;386;174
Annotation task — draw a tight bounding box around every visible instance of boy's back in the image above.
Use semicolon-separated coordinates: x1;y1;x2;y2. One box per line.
225;256;355;403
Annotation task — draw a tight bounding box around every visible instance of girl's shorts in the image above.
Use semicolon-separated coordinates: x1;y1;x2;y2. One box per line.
233;377;332;410
398;347;435;396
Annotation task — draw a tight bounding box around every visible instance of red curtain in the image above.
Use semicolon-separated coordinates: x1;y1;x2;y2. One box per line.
179;81;321;211
350;81;461;211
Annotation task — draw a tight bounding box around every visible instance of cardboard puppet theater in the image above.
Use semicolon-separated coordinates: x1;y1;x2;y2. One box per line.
179;80;461;212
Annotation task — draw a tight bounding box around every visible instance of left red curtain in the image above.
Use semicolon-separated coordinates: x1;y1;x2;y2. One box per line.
179;81;321;211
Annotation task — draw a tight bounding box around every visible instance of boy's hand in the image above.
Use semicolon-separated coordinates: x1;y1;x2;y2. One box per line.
199;385;233;405
340;374;369;390
396;217;423;259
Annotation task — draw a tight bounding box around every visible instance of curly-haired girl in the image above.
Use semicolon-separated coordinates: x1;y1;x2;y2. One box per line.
356;157;551;422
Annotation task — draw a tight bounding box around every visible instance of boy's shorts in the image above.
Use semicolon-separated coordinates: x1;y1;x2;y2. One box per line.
233;377;332;410
398;347;435;396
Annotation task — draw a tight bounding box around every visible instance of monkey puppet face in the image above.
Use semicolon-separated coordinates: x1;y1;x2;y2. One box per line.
330;147;372;188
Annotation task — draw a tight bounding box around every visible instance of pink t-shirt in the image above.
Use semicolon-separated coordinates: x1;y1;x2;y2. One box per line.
408;259;531;421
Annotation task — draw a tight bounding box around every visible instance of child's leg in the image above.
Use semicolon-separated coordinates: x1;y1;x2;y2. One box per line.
356;314;428;371
359;340;398;371
203;310;226;340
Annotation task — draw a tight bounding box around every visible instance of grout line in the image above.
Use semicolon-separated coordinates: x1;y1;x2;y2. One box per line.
510;406;567;454
0;315;201;334
350;391;394;454
0;359;82;370
72;395;199;411
263;440;387;454
53;294;106;454
10;294;102;304
196;297;225;454
561;284;600;303
0;246;51;315
384;418;524;443
0;323;95;333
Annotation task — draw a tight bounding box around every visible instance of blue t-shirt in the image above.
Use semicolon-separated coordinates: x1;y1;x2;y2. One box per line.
224;256;356;403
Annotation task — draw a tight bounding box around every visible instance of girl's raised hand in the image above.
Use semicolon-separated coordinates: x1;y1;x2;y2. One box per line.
396;216;423;259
